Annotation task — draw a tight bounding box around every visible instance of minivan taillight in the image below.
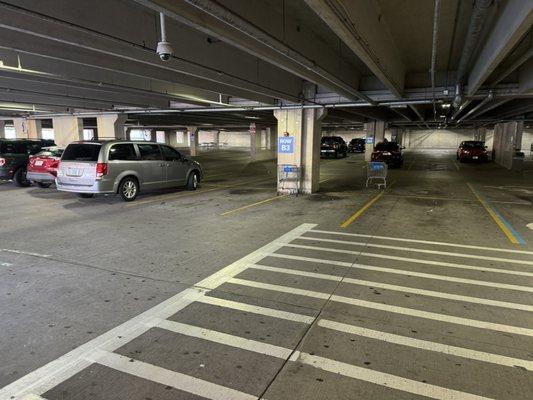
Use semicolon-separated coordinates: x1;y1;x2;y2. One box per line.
96;163;108;178
0;157;5;166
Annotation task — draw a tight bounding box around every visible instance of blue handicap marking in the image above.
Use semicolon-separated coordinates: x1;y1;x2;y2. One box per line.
366;137;374;144
278;137;295;154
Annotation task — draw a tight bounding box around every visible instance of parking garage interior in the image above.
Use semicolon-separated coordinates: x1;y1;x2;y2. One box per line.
1;1;533;399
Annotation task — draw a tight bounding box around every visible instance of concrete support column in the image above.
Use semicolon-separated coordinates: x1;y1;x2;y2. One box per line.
187;126;199;156
364;120;386;161
250;126;262;160
390;127;398;143
213;130;220;146
27;119;42;140
52;116;83;147
492;121;523;169
0;120;5;139
13;118;27;139
475;127;487;142
274;84;326;194
166;131;178;147
96;114;127;140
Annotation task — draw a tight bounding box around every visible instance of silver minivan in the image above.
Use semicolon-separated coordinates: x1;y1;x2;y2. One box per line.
56;141;203;201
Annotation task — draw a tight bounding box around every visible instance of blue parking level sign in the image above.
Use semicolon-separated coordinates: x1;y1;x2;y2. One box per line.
278;137;294;153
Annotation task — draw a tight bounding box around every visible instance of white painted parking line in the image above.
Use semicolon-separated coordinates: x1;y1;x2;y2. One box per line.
282;244;533;278
197;296;316;324
188;295;533;371
87;350;258;400
248;265;533;312
228;278;533;337
318;319;533;371
268;253;533;292
20;395;45;400
293;353;493;400
310;229;533;255
298;236;533;266
0;223;316;400
154;318;293;359
155;319;494;400
0;249;51;258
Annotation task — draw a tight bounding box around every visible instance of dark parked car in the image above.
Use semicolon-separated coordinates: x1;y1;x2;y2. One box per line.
321;136;348;158
457;141;488;162
27;146;64;188
348;138;366;153
371;141;404;167
0;139;56;186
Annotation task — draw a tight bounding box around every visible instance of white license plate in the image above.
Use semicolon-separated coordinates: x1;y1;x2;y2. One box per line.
35;160;43;166
473;156;478;159
67;168;82;176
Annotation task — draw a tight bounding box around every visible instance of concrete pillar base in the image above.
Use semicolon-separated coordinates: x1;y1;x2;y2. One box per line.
0;120;5;139
187;126;199;156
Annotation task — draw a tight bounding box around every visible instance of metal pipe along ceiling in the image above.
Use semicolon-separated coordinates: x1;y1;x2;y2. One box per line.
430;0;441;121
453;0;492;107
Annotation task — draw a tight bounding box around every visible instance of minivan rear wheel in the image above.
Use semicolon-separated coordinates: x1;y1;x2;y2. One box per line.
187;171;199;191
13;168;30;187
119;177;139;201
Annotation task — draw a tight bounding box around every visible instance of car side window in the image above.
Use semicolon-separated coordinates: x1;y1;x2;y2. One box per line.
109;144;138;161
14;142;29;154
160;145;181;161
137;144;162;161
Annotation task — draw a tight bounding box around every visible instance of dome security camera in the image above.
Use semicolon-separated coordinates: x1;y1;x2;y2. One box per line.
156;41;173;61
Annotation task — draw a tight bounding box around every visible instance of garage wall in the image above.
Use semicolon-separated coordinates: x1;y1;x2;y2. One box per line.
402;129;475;149
219;131;251;147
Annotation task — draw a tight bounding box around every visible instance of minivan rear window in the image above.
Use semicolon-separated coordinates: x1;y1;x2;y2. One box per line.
62;143;101;161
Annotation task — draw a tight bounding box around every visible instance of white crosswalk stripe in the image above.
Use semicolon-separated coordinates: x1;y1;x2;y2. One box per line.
2;224;532;400
267;252;533;292
248;264;533;311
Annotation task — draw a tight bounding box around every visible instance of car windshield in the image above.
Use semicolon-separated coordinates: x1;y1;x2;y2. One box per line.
321;137;342;143
62;143;101;161
375;142;399;151
462;141;485;148
36;148;64;157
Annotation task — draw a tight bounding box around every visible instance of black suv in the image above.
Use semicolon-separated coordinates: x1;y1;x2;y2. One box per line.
0;139;55;186
348;138;366;153
321;136;348;158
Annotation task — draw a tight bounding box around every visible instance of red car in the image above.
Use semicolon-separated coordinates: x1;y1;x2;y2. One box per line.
371;141;404;168
27;146;64;188
457;141;488;162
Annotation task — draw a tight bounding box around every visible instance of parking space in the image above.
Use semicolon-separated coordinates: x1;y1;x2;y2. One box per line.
1;148;533;400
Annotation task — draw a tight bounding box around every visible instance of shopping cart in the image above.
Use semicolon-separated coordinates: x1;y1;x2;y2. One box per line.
278;164;301;194
366;161;387;189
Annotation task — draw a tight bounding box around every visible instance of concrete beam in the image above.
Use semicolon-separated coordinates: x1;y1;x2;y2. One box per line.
135;0;372;103
304;0;405;97
0;89;118;111
467;0;533;96
519;58;533;95
0;3;299;103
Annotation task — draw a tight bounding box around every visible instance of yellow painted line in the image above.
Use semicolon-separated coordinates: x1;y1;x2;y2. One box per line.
407;160;415;170
220;194;289;216
467;183;525;245
127;177;273;207
340;192;385;228
452;159;460;171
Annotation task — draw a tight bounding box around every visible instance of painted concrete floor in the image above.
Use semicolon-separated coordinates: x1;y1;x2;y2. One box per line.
0;149;532;399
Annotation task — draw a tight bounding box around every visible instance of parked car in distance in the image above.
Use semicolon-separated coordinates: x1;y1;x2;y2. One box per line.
0;139;56;186
457;141;489;162
27;146;64;188
371;141;404;167
348;138;366;153
56;141;203;201
321;136;348;158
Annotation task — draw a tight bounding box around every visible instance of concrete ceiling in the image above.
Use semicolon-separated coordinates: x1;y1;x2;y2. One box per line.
0;0;531;129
